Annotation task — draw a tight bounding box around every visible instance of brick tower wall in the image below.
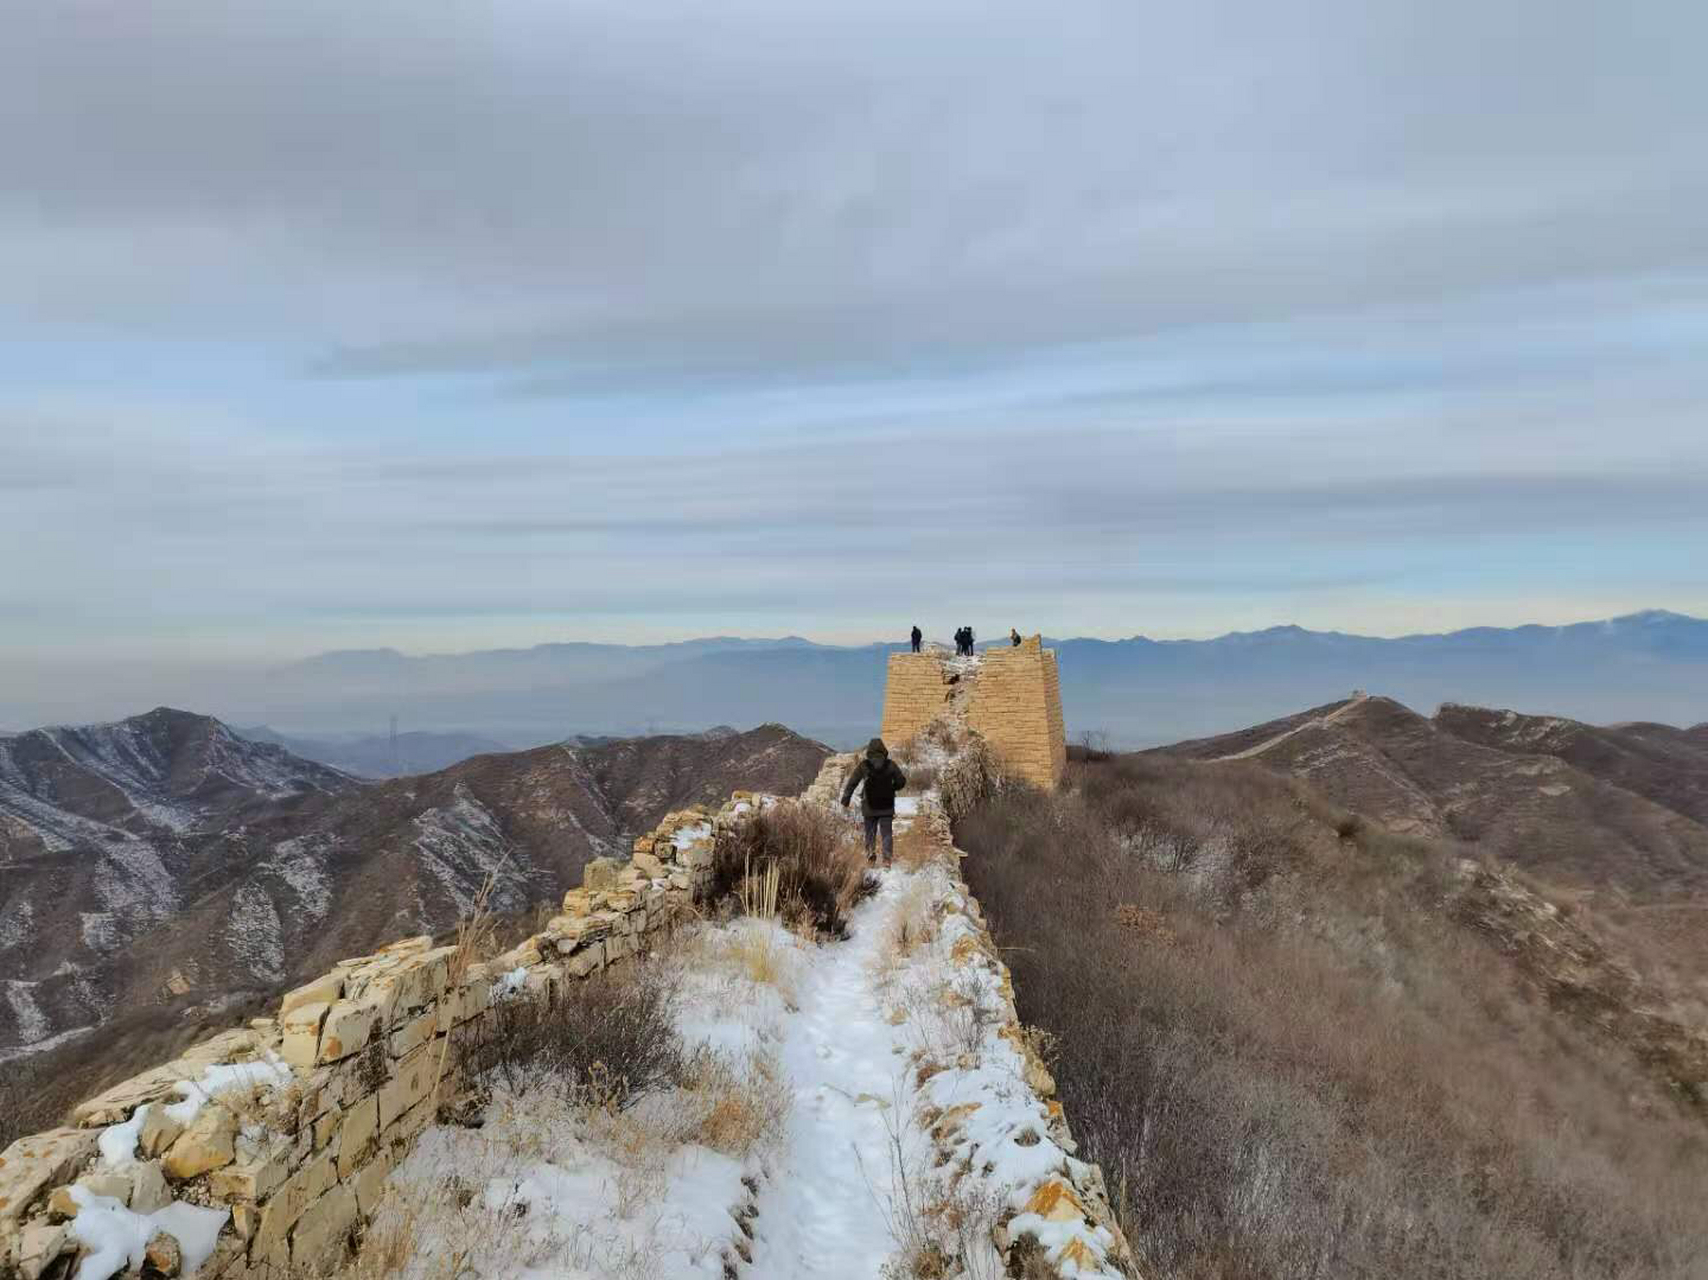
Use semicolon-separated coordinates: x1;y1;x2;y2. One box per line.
965;636;1067;789
879;652;954;746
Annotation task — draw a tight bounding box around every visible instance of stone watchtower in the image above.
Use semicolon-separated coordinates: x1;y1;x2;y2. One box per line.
879;636;1067;789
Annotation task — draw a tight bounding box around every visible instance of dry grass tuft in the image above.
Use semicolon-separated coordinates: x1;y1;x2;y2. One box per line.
680;1048;791;1158
712;799;874;936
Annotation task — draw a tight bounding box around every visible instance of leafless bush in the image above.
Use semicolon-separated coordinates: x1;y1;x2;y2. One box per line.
1075;729;1114;761
712;800;874;936
459;966;682;1108
958;757;1708;1279
903;761;940;793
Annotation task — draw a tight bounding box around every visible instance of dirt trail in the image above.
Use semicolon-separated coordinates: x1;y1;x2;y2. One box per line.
1211;692;1369;762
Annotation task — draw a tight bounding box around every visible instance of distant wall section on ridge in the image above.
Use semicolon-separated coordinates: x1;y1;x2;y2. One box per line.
880;638;1067;789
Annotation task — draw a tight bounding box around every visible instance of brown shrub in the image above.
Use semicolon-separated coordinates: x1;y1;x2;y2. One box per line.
712;801;874;936
458;966;682;1108
958;757;1708;1279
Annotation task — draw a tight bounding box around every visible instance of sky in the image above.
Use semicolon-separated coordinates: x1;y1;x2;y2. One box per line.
5;0;1708;692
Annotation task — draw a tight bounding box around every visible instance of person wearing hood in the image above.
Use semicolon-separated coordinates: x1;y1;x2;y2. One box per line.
841;737;909;864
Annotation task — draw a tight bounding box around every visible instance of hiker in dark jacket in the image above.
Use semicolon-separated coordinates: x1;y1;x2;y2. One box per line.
910;625;923;653
1011;628;1022;646
841;737;908;863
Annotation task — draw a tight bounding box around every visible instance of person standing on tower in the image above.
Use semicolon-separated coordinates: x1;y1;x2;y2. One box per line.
910;625;923;653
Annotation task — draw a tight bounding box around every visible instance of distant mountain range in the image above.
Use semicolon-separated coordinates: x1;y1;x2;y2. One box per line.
226;610;1708;750
0;708;830;1061
234;726;523;778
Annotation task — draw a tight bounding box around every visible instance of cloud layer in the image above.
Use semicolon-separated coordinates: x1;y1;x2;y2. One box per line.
3;0;1707;720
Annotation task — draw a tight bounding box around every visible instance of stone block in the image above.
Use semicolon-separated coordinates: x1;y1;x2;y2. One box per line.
279;971;346;1019
79;1169;135;1205
380;935;432;957
563;939;606;978
290;1182;358;1271
442;976;491;1025
312;1107;342;1153
388;1005;439;1059
177;1029;261;1068
143;1229;181;1277
137;1107;185;1159
0;1128;98;1224
208;1134;301;1203
378;1044;438;1129
582;857;619;891
632;849;665;879
128;1160;171;1213
336;1095;381;1180
162;1104;237;1180
71;1064;193;1128
560;888;594;916
252;1149;337;1261
384;1095;433;1146
230;1200;260;1241
353;1146;397;1217
280;1000;331;1069
15;1221;70;1280
317;998;381;1064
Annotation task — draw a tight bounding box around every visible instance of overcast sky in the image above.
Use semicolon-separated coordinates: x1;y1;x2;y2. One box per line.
5;0;1707;690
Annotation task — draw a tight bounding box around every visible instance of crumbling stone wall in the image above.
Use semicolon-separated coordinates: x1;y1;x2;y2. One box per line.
0;797;742;1280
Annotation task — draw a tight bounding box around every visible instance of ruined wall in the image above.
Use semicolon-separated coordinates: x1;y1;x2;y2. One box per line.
881;640;1067;790
0;800;740;1280
965;637;1068;789
879;651;954;747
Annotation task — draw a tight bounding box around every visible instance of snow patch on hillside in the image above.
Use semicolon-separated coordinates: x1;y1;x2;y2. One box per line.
223;883;285;983
4;977;49;1044
92;841;180;923
0;897;34;950
412;785;526;914
80;911;120;952
265;835;334;920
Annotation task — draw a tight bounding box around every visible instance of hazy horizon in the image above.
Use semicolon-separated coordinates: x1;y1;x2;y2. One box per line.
7;606;1708;745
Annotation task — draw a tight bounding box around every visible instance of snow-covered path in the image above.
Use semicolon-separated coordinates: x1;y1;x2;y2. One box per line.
746;870;912;1279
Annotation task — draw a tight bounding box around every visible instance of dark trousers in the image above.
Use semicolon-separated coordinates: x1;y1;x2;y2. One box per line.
911;638;921;652
863;813;894;860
